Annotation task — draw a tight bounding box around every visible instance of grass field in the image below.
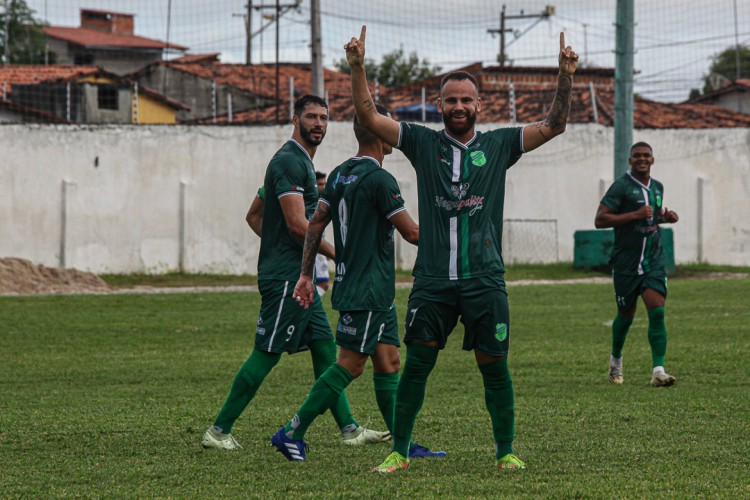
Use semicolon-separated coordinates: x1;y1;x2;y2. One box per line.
1;277;748;497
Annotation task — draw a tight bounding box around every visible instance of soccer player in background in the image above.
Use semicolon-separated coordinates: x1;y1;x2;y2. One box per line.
201;95;388;450
345;26;578;472
595;142;679;387
270;104;445;461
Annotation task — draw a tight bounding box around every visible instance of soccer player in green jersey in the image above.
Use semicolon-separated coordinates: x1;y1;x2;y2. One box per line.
201;95;388;451
271;104;445;461
344;26;578;473
595;142;679;387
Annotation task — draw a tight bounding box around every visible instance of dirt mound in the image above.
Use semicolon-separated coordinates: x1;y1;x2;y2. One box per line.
0;257;112;295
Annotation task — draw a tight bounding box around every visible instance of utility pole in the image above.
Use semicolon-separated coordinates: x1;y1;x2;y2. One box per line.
613;0;634;178
248;0;301;123
487;4;555;66
310;0;324;97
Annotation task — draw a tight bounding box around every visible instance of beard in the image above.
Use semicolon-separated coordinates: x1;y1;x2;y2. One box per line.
299;123;326;146
442;109;477;137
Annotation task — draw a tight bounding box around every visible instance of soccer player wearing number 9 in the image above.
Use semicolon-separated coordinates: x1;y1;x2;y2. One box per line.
271;104;445;462
595;142;679;388
346;26;578;472
201;95;387;452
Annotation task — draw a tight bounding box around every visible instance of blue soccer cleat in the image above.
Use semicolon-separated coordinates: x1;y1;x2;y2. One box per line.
409;442;447;459
270;427;308;461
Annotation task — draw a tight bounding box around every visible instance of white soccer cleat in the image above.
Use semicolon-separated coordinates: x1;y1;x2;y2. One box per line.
651;370;676;387
609;355;623;384
341;425;391;445
201;426;242;450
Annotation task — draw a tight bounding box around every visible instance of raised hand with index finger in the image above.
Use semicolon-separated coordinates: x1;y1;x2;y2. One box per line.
344;25;367;68
558;32;579;76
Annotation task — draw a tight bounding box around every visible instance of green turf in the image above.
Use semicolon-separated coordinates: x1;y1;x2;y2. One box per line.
1;279;748;497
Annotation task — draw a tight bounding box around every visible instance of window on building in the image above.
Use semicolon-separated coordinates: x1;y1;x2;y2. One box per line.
97;85;119;110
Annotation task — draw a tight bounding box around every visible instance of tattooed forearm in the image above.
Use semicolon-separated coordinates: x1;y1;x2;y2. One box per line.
300;204;331;277
544;74;573;133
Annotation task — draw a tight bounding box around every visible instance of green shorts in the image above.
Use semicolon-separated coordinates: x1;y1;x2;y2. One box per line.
335;305;400;356
404;275;510;356
613;270;668;313
255;279;333;354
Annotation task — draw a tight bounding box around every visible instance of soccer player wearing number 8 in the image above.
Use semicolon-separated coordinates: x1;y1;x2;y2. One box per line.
346;26;579;472
595;142;679;388
201;95;388;452
271;104;445;462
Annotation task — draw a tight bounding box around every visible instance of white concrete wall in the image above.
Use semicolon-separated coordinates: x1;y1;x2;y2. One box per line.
1;123;748;274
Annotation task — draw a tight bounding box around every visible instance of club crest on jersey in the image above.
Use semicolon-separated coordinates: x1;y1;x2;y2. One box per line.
450;182;469;199
470;150;487;167
495;323;508;341
656;194;662;207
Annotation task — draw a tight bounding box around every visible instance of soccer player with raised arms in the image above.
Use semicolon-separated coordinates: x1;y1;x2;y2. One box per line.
345;26;578;472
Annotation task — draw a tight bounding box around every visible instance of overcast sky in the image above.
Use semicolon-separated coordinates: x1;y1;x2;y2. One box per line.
25;0;750;102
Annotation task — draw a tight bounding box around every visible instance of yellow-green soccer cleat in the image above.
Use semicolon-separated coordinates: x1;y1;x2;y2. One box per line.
371;452;410;473
496;453;526;470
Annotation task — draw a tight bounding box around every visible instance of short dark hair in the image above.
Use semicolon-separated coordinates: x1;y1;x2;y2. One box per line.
630;141;653;154
315;171;326;180
294;95;328;118
439;71;479;93
353;103;389;145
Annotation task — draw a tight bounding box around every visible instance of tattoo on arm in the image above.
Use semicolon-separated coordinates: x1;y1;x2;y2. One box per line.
361;99;374;113
544;74;573;132
532;122;549;141
300;204;330;277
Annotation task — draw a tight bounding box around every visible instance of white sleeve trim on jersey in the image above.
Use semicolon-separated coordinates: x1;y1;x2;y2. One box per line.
519;126;526;153
318;197;331;206
277;191;304;199
386;206;406;219
397;122;404;148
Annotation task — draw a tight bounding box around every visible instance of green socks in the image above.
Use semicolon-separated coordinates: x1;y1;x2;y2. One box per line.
213;349;280;433
373;371;399;434
392;342;439;457
611;313;633;359
308;339;357;431
647;306;668;367
287;362;354;440
479;358;515;458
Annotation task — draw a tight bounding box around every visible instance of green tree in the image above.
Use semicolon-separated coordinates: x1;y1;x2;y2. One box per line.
334;47;441;88
702;45;750;94
0;0;55;64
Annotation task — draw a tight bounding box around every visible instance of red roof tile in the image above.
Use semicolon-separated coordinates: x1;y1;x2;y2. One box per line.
43;26;187;51
191;67;750;129
170;53;220;64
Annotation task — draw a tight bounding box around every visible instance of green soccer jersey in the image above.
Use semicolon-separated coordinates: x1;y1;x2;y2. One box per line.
601;172;665;275
397;123;523;280
258;140;319;280
320;156;406;311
